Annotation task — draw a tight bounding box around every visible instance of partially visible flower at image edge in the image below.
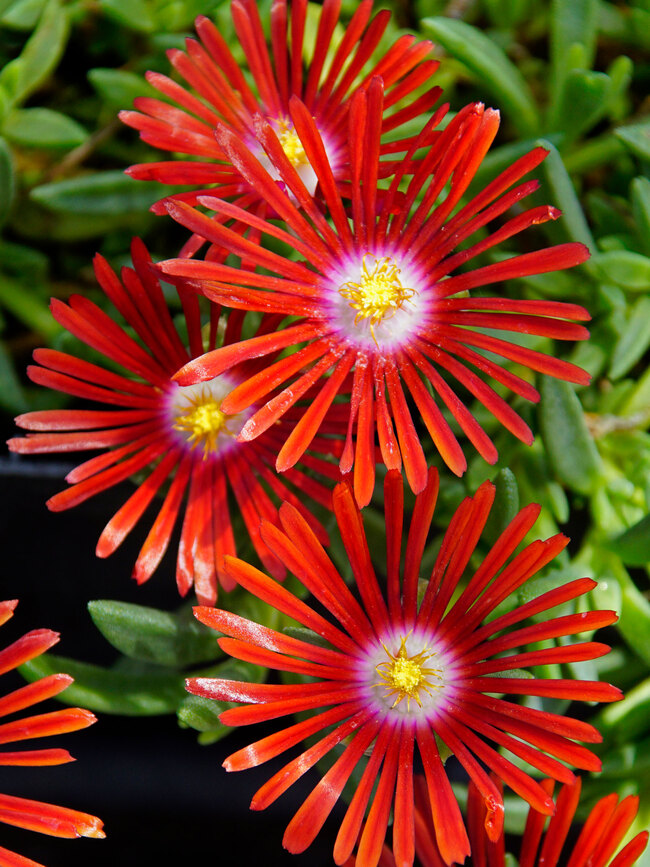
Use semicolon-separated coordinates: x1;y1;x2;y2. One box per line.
7;238;342;606
363;774;648;867
121;0;440;256
0;600;103;867
186;469;621;867
159;77;592;506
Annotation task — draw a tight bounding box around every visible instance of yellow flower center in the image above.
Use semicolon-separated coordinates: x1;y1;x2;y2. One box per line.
275;117;308;167
172;387;234;457
375;636;442;711
339;254;416;344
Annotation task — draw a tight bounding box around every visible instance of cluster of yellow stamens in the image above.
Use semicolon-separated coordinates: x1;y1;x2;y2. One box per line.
339;254;416;344
275;117;308;167
172;387;235;457
375;636;443;711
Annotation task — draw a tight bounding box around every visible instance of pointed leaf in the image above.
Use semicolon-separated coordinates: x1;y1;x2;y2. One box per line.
20;654;186;715
536;138;596;251
610;296;650;380
88;600;221;668
607;513;650;567
0;0;68;108
0;137;14;227
30;171;170;215
3;107;87;148
421;17;538;137
539;377;603;494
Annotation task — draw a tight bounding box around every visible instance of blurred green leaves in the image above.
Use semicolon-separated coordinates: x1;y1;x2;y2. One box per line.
421;16;538;137
0;0;68;113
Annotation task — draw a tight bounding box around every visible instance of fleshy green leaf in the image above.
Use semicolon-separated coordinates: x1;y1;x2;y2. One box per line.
483;468;519;545
0;341;27;413
615;120;650;161
421;17;538;137
88;68;156;109
97;0;155;32
632;177;650;256
0;0;68;109
598;677;650;743
601;555;650;666
1;0;48;28
591;250;650;291
535;138;596;251
610;296;650;380
2;107;87;148
88;600;221;668
0;272;59;338
539;377;603;494
549;0;598;110
0;137;14;226
518;565;585;611
30;171;170;215
20;654;186;715
552;69;611;142
606;513;650;566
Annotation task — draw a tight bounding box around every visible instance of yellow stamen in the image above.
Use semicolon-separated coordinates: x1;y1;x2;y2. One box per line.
173;387;234;457
275;117;308;167
339;254;416;344
375;636;442;711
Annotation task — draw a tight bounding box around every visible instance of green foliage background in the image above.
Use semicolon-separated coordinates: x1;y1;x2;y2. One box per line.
1;0;649;861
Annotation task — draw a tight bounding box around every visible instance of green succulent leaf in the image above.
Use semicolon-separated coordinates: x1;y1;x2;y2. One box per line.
483;468;519;545
97;0;155;31
615;120;650;161
539;377;603;494
552;69;611;142
549;0;598;109
421;17;538;137
0;272;59;339
610;296;650;380
19;654;187;715
606;513;650;566
0;0;48;28
598;676;650;743
88;68;156;109
0;0;69;110
631;177;650;256
0;341;27;412
88;600;221;668
591;250;650;291
30;171;170;216
0;137;15;227
2;107;87;148
535;138;596;252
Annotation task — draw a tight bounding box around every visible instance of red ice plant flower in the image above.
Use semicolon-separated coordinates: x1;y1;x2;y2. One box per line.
121;1;440;255
0;600;103;867
186;470;621;867
368;775;648;867
7;240;341;606
158;78;592;507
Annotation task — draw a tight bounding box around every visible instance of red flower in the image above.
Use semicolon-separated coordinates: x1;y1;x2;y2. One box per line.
121;0;439;255
382;775;648;867
0;600;103;867
186;470;621;867
7;240;340;606
158;78;591;507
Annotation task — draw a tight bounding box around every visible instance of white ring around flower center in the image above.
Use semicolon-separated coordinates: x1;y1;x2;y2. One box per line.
363;629;448;719
166;378;250;458
326;252;428;352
